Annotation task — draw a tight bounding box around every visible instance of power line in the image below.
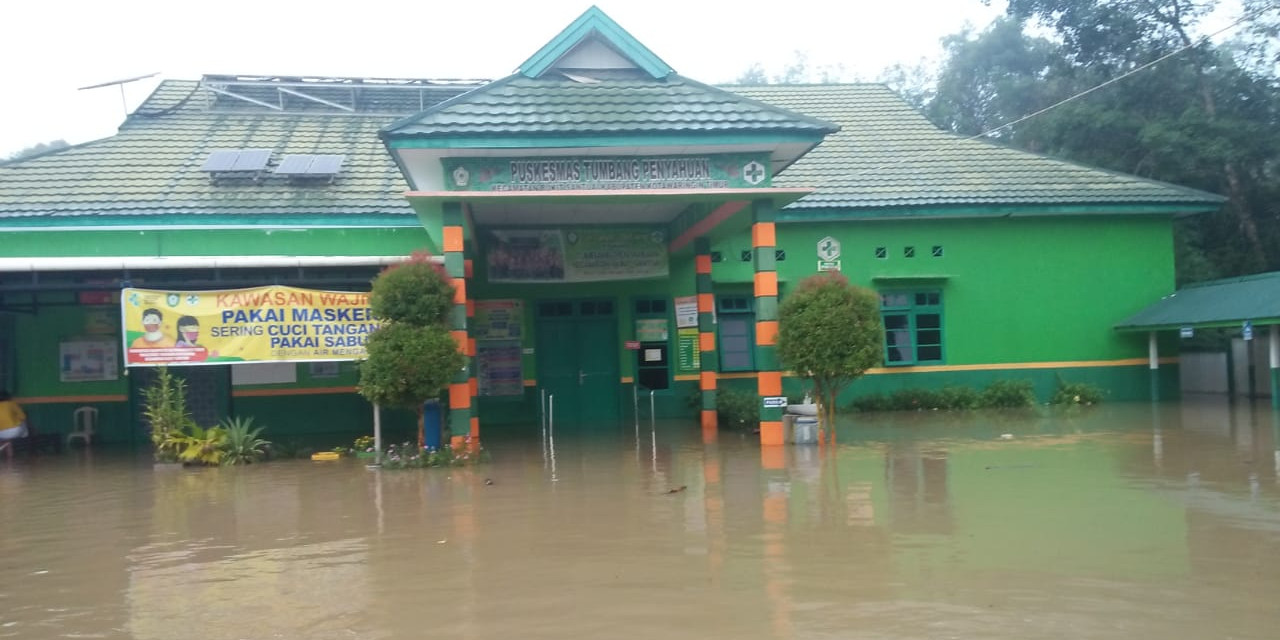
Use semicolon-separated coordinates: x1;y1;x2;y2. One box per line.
973;7;1262;141
812;5;1265;188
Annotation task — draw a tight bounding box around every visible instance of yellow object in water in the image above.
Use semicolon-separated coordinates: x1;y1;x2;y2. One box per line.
310;451;341;461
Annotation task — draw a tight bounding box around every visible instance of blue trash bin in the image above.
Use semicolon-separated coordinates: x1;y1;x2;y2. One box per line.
422;399;443;450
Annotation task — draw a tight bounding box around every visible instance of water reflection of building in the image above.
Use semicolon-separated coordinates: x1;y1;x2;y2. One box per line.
128;466;375;640
886;446;953;535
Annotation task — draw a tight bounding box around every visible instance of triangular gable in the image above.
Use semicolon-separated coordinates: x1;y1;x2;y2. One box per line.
517;6;674;79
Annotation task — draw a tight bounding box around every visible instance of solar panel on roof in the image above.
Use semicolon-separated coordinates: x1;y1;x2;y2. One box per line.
274;154;314;175
230;149;272;172
200;150;241;172
272;154;345;179
307;155;345;175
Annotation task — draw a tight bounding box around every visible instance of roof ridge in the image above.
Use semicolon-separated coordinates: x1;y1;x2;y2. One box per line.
382;74;840;139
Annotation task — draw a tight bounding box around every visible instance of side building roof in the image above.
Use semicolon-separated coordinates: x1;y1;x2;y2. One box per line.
0;77;480;227
728;84;1225;219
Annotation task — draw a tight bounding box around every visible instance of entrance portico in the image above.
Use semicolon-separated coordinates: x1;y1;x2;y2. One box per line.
379;7;834;445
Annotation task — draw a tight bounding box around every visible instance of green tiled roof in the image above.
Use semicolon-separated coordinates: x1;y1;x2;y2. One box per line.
729;84;1225;214
0;79;1222;227
0;79;475;224
1116;271;1280;330
381;73;839;139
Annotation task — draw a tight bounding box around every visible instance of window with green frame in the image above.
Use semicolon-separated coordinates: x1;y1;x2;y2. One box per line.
880;291;943;365
716;295;755;372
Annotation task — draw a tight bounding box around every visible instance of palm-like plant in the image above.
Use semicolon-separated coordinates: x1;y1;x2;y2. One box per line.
218;416;270;465
175;425;227;466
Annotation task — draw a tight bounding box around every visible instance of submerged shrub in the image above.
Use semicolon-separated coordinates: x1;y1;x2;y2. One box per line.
1049;380;1105;405
980;380;1036;408
716;388;759;430
380;441;489;469
849;393;891;413
889;388;945;411
939;386;981;410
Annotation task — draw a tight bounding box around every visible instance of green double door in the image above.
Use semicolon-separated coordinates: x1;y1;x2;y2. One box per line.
535;299;620;426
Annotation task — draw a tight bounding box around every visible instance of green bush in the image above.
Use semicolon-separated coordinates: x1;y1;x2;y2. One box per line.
852;382;1032;413
1049;380;1104;405
360;254;463;448
359;323;462;412
777;272;883;435
939;386;981;410
980;380;1036;408
716;388;760;430
368;253;455;325
889;388;945;411
849;393;891;413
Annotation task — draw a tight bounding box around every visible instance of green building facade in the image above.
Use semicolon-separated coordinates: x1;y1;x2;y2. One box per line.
0;8;1222;446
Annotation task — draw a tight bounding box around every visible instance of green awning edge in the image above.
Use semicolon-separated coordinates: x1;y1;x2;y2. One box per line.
1115;270;1280;331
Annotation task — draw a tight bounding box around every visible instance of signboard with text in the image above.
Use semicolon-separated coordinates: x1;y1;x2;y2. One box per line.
443;153;772;192
122;286;378;366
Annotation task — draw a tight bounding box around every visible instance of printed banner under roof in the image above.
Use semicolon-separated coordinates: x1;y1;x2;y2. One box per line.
121;286;378;366
483;228;668;283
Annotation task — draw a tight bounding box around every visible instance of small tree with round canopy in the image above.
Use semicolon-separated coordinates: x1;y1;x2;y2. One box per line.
358;253;464;448
776;273;883;439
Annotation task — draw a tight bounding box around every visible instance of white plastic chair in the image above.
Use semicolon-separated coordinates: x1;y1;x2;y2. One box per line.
68;406;97;447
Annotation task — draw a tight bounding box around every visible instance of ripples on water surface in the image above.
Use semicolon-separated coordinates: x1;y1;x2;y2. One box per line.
1;398;1278;639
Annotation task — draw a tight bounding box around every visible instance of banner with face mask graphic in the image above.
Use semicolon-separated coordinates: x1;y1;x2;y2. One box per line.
121;286;379;366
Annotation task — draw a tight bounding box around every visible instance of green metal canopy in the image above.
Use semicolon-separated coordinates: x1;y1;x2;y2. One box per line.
1116;271;1280;331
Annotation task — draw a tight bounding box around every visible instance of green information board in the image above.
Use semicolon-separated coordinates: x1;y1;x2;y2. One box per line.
676;328;701;373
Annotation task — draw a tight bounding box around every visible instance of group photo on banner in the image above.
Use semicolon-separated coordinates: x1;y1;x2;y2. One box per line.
122;286;379;366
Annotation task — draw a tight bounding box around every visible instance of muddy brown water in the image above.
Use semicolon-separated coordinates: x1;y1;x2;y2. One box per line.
2;397;1279;639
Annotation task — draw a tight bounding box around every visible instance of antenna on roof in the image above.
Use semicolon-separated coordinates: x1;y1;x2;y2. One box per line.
77;72;159;117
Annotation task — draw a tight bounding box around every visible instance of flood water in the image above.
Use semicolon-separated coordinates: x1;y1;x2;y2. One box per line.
2;397;1279;639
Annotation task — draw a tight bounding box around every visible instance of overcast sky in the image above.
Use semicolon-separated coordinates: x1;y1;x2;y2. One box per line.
0;0;1013;156
0;0;1247;158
